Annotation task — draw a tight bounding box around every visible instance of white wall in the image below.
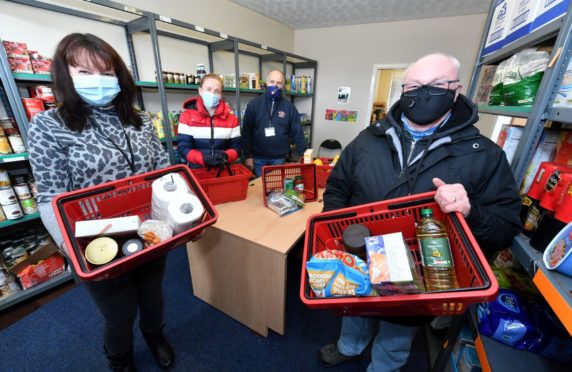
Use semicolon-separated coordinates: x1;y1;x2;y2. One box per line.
0;0;295;112
294;14;488;149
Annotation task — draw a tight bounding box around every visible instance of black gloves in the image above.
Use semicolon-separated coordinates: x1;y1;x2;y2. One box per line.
204;150;228;168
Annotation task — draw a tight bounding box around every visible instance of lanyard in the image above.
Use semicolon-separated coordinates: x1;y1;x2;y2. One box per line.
90;118;136;174
265;99;279;126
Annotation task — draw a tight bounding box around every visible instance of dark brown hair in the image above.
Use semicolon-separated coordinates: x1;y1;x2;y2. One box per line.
51;33;142;131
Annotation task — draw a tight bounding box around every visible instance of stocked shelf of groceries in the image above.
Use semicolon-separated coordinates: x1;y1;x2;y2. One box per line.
0;269;72;311
512;234;572;334
466;0;572;369
467;306;569;371
477;104;532;117
0;212;40;228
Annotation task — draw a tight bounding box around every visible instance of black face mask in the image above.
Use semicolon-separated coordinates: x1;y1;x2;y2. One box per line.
400;86;455;125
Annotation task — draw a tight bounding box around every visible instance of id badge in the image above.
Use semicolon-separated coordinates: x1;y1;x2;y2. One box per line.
265;127;276;137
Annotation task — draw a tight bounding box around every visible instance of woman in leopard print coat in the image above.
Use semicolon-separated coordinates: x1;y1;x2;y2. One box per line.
27;33;174;371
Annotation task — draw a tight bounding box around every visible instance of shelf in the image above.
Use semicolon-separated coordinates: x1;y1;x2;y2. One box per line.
481;19;562;64
546;106;572;123
136;81;199;90
512;234;572;335
0;212;40;228
12;72;52;83
223;87;265;94
478;105;532;117
286;92;313;97
468;306;568;371
0;153;29;163
0;269;73;311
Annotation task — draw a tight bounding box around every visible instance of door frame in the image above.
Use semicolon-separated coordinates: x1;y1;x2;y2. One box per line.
366;63;409;125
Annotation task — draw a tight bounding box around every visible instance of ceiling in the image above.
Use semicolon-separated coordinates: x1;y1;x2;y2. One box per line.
229;0;491;29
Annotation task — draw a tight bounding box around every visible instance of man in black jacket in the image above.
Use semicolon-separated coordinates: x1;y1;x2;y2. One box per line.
318;53;521;370
242;70;307;177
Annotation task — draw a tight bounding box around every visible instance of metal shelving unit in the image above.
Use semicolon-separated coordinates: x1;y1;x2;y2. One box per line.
466;1;572;370
0;0;318;311
0;269;73;311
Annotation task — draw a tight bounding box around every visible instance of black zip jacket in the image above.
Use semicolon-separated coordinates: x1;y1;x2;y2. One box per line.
241;94;307;159
324;94;521;325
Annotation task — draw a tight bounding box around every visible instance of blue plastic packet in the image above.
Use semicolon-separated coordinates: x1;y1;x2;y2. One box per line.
306;249;374;297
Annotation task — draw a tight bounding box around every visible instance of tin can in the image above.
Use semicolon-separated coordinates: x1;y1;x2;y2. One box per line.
0;187;17;205
5;130;26;154
0;169;10;187
0;117;16;131
19;197;38;215
0;129;12;155
2;202;23;220
28;179;38;198
13;183;31;200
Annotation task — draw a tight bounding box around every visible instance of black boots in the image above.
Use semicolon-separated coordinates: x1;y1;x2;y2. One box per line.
105;347;136;372
142;325;175;370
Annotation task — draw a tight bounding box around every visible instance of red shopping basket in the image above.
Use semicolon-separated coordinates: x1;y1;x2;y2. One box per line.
191;164;252;205
52;165;218;281
261;163;318;206
300;158;334;188
300;192;498;317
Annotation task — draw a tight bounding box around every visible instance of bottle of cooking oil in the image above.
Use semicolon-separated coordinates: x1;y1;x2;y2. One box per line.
416;208;459;291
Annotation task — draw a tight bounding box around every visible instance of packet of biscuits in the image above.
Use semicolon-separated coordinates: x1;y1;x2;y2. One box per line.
365;232;424;295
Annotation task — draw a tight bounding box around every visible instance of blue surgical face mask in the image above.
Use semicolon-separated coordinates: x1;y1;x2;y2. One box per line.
72;75;121;106
266;85;282;101
201;92;221;108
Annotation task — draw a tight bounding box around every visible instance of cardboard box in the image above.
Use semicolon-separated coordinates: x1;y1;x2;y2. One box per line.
365;232;423;295
8;56;33;73
554;131;572;166
2;40;28;57
531;0;570;31
497;125;524;164
505;0;540;45
17;254;66;289
5;241;59;275
303;149;314;164
75;215;141;238
21;98;45;120
483;0;517;55
31;59;52;75
474;65;498;104
520;129;560;193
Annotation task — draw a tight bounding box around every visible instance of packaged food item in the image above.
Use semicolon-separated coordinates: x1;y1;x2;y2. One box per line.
75;215;141;238
365;232;424;295
294;175;305;193
306;249;374;297
266;190;300;216
85;237;118;265
342;223;370;260
416;208;458;291
137;219;173;247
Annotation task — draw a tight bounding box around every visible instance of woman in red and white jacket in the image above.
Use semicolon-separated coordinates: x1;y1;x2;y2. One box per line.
177;74;241;167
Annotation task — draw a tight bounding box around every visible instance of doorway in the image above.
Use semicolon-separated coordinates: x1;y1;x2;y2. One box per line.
367;64;408;124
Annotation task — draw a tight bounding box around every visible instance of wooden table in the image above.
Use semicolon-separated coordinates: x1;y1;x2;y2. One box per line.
186;178;324;336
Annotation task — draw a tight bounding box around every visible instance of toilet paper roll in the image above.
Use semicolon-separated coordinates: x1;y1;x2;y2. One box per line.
152;173;192;220
166;193;205;235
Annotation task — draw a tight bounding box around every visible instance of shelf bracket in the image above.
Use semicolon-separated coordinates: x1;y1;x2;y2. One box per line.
260;53;283;62
126;16;149;33
210;39;234;52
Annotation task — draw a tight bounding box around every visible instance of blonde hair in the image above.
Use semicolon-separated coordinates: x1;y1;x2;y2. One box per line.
200;73;222;87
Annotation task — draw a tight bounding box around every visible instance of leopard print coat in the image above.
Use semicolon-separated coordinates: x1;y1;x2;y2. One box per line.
27;106;170;248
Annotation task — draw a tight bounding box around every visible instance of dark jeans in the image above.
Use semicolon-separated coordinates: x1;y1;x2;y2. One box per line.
253;157;286;178
84;254;168;355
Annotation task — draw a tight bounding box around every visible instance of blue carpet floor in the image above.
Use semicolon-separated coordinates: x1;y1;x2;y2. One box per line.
0;246;430;371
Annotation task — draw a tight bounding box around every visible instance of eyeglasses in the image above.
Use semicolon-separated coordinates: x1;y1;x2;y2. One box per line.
401;80;460;96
